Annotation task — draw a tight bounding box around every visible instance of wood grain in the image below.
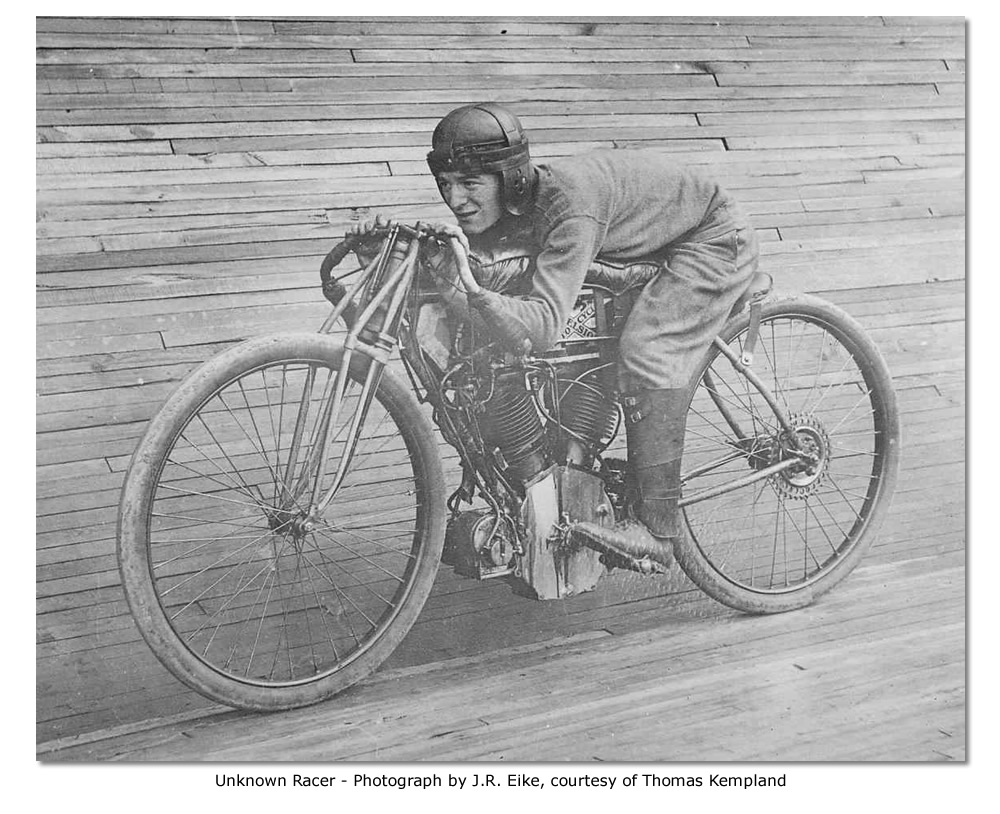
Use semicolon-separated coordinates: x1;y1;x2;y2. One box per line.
36;16;965;757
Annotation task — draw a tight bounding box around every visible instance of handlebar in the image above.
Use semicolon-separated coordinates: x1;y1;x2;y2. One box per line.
445;236;481;296
319;223;481;296
319;235;359;288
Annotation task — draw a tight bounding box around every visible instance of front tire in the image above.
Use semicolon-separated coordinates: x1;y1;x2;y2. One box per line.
117;334;446;710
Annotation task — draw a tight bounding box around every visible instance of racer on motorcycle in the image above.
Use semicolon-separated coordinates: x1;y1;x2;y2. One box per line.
364;102;760;554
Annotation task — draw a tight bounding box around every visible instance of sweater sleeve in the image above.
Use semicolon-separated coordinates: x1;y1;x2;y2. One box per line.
468;215;603;352
420;248;495;337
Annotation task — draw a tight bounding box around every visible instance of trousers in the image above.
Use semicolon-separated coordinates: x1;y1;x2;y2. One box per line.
617;222;760;392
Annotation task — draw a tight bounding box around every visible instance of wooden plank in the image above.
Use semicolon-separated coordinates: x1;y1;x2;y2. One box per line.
37;30;357;55
39;554;964;759
778;213;964;241
38;32;756;51
37;16;951;34
36;283;320;326
37;331;163;361
35;15;966;753
46;194;959;259
36;269;320;309
34;85;950;114
38;200;952;261
727;129;964;150
33;65;953;107
41;17;947;38
35;140;174;158
36;160;393;190
35;17;278;35
38;117;963;152
35;524;964;744
351;44;966;62
36;182;437;221
746;34;963;48
38;343;233;383
35;421;962;562
34;235;963;320
35;100;966;129
38;114;711;143
40;201;925;265
36;235;334;274
698;107;963;125
35;419;964;539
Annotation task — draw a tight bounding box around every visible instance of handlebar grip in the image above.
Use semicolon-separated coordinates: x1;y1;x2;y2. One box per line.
448;236;481;295
319;237;357;286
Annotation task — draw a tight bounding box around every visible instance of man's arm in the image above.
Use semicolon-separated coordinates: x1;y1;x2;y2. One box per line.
468;215;603;352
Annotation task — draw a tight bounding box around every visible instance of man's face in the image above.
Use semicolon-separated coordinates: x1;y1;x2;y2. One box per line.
435;171;504;235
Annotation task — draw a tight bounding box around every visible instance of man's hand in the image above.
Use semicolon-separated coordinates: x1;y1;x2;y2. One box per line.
347;213;398;240
345;214;398;267
415;220;480;295
415;220;470;257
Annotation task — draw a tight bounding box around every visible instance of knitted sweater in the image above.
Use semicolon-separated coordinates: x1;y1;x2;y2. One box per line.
467;150;744;352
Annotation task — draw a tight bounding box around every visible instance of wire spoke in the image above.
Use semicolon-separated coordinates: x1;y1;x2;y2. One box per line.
806;492;850;549
225;382;313;515
193;412;268;507
802;352;861;419
825;474;866;522
762;321;791;413
161;456;275;507
153;522;280;571
171;425;266;509
310;524;408;585
192;546;273;655
155;482;294;514
298;549;381;628
151;509;268;531
800;326;831;407
704;368;779;434
330;503;422;531
233;379;280;499
161;525;277;599
780;499;821;573
243;569;274;676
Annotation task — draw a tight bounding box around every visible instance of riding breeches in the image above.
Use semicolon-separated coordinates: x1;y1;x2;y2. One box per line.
617;223;760;392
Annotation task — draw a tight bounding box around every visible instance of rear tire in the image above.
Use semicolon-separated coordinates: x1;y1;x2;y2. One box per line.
673;295;900;613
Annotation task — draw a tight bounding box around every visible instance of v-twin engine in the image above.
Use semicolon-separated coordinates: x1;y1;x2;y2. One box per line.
446;358;624;599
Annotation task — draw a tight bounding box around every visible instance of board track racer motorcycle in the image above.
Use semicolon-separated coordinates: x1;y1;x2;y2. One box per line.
117;222;899;711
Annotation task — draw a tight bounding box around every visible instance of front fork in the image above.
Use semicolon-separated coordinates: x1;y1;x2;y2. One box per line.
282;226;423;524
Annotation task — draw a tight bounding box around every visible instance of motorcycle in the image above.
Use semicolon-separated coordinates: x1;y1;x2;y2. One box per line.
117;222;900;710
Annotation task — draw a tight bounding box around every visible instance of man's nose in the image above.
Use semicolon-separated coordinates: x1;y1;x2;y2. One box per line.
444;185;467;210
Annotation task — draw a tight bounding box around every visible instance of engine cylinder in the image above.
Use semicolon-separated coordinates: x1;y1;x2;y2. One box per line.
480;375;550;484
559;369;618;449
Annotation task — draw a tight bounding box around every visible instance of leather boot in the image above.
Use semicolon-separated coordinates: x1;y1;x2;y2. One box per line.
624;388;688;541
566;388;687;572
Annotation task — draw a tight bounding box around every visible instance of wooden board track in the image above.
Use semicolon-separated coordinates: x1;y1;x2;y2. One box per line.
36;16;965;759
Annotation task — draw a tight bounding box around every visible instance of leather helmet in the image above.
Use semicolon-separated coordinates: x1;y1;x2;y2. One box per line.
426;103;534;215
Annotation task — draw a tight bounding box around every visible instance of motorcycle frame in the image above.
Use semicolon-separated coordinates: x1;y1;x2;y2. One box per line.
304;226;809;531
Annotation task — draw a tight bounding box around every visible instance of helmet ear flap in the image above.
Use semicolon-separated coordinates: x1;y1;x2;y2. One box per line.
502;165;533;216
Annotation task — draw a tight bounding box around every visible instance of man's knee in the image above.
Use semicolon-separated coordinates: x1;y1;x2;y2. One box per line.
617;328;643;371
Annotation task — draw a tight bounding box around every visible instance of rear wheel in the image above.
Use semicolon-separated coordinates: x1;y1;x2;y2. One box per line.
118;334;446;710
674;295;900;613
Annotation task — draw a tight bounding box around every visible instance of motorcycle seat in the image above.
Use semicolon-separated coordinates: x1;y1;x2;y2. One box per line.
729;271;773;317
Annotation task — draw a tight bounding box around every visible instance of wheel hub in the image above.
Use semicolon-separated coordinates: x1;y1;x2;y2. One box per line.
770;413;831;499
262;511;316;553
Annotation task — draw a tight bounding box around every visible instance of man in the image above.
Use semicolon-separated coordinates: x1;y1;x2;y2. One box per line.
424;102;760;554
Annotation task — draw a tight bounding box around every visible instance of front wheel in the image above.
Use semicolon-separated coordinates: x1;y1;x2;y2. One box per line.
674;295;900;613
118;334;446;710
